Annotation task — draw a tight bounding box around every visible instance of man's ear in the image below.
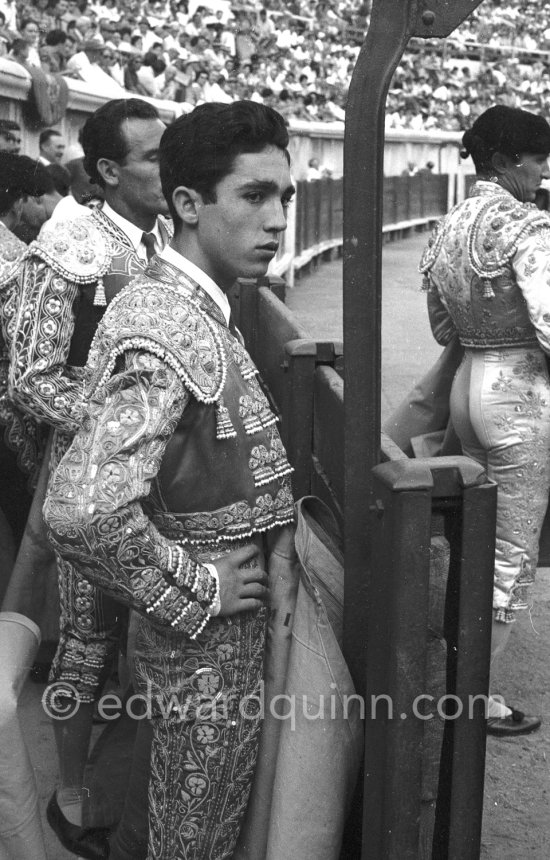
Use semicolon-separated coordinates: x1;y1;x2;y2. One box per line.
491;151;514;175
172;186;201;225
95;157;120;188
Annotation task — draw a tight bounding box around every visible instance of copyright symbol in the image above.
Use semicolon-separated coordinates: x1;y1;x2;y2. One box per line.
42;682;80;720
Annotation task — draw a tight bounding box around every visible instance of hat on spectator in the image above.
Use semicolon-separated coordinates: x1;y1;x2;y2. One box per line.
82;38;104;52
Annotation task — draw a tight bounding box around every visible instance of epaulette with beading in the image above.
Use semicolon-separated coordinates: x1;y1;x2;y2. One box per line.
86;275;227;403
420;190;550;279
29;215;112;284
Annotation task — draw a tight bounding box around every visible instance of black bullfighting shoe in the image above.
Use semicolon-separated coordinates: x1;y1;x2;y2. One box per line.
46;791;110;859
487;707;542;737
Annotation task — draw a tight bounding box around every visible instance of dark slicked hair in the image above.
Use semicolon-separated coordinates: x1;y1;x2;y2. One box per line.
461;105;550;174
160;101;290;224
0;154;54;215
81;98;160;187
39;128;62;149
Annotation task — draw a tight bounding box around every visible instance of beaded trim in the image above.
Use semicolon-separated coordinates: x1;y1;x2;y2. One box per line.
215;398;237;439
160;510;296;547
86;278;228;404
167;544;218;606
467;197;550;279
419;182;550;279
29;217;112;284
144;576;209;638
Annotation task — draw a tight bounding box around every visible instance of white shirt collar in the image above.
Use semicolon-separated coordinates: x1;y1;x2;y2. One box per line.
159;244;231;325
101;201;163;253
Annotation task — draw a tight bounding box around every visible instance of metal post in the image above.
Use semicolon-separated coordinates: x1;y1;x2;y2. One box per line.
342;1;486;855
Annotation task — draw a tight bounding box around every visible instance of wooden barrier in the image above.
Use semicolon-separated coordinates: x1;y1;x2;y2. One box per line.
232;277;496;859
286;173;448;280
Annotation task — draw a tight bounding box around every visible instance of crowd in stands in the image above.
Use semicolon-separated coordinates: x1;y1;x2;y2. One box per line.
0;0;550;130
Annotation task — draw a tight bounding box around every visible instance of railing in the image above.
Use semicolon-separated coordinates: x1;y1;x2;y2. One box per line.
273;173;449;284
230;277;496;859
344;27;550;65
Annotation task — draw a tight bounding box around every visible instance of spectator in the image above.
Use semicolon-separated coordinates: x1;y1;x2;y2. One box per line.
6;0;550;128
102;45;124;87
96;0;120;24
67;37;124;92
184;9;203;39
208;72;233;103
219;17;236;57
187;67;211;104
32;0;55;36
402;160;419;176
0;119;21;154
307;156;322;180
137;50;163;95
8;38;31;68
38;129;65;165
0;0;17;32
256;8;276;52
307;155;332;179
44;28;72;71
156;62;179;99
418;160;435;174
235;16;257;65
18;18;42;66
50;0;76;31
124;53;149;95
134;16;157;53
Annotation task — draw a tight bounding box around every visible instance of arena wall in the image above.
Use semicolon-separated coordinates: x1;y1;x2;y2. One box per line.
0;57;468;183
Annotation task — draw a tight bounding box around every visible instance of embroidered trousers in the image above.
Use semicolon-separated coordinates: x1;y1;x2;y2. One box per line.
450;347;550;618
133;608;266;860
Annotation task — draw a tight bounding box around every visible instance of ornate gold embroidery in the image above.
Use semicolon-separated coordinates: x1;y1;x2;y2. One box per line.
87;278;228;405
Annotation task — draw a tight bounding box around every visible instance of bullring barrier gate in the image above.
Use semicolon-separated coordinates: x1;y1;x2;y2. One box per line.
230;0;498;856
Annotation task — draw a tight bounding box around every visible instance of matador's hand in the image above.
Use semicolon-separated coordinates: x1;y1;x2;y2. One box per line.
215;544;268;616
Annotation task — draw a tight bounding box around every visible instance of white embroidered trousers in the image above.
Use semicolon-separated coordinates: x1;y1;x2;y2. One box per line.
450;347;550;618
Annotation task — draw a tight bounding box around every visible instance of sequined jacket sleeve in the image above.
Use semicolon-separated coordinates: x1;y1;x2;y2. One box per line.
43;350;216;637
512;228;550;354
0;256;45;480
9;257;83;433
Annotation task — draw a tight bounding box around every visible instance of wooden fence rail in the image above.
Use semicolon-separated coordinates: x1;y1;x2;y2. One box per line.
288;173;448;278
231;278;496;859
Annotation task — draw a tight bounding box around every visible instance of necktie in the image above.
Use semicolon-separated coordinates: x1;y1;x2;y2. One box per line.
141;231;157;262
228;313;238;336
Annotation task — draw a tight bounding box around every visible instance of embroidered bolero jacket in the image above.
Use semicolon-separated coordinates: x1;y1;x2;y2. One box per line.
0;222;43;479
44;258;294;637
421;181;550;353
9;207;172;434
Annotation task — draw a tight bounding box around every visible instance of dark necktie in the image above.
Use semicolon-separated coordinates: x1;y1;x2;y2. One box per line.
228;313;238;337
141;231;157;261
